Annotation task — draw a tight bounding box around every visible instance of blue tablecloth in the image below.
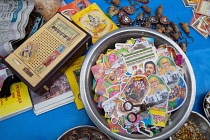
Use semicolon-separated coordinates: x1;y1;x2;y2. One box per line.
0;0;209;139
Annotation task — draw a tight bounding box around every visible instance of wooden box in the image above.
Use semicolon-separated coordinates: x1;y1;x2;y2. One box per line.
3;13;92;95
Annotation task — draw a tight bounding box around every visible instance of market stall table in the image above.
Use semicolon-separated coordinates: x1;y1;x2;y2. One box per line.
0;0;209;140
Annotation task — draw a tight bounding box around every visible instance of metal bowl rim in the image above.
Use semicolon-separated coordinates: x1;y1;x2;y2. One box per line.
80;27;196;140
57;125;111;140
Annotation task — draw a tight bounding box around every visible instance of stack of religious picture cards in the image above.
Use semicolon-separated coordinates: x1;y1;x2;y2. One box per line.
29;73;74;115
182;0;210;37
91;37;187;137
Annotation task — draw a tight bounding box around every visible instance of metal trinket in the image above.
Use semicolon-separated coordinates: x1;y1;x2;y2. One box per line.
136;11;145;26
117;9;133;26
112;0;120;7
128;0;141;10
180;22;190;34
156;24;165;33
135;0;149;4
141;5;151;15
165;26;174;34
107;6;119;17
204;92;210;121
118;9;127;20
160;15;170;24
173;120;207;140
180;22;194;44
120;14;133;25
179;42;187;53
148;15;159;24
171;21;180;33
59;126;111;140
143;21;152;28
156;5;163;17
171;32;181;41
122;6;135;15
119;24;132;28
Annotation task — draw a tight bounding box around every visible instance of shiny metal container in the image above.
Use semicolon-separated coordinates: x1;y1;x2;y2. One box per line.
57;125;111;140
80;27;196;140
203;91;210;121
171;111;210;139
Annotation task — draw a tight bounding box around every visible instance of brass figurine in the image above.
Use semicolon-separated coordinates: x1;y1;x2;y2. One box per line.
136;12;144;26
143;21;152;28
112;0;120;7
156;24;165;33
122;6;135;15
180;22;190;34
107;6;119;17
179;42;187;53
141;5;151;15
160;15;170;24
156;5;163;17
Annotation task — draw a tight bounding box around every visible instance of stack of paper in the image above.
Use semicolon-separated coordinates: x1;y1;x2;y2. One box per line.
29;74;74;115
182;0;210;37
0;0;35;57
0;82;32;121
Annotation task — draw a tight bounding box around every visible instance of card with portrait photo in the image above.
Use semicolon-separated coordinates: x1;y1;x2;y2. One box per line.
167;76;188;113
119;75;150;105
196;0;210;16
124;47;157;75
146;75;170;112
191;16;209;38
156;56;180;88
102;95;131;121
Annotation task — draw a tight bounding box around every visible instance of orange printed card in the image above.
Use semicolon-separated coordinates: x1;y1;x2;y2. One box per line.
58;0;91;20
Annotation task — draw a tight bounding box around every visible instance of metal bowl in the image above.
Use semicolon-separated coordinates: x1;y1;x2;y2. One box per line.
203;91;210;121
171;111;210;139
80;27;196;139
57;125;111;140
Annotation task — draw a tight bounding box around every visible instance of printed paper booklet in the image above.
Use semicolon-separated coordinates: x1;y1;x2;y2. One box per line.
29;73;74;115
0;82;32;121
71;3;118;43
65;55;85;110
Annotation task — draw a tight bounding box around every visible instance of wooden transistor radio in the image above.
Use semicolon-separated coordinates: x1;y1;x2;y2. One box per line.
3;13;92;95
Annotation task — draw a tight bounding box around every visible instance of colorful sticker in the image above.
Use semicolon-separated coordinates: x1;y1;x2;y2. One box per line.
19;42;38;63
156;56;180;88
97;95;108;108
142;61;157;77
141;37;155;47
115;43;133;50
118;115;137;134
102;96;127;120
142;110;168;127
104;64;126;84
96;54;104;64
119;75;150;105
137;121;154;137
107;118;127;133
147;75;170;112
91;64;106;82
124;47;157;75
137;122;162;137
107;85;121;98
167;76;188;113
128;40;149;52
95;79;112;97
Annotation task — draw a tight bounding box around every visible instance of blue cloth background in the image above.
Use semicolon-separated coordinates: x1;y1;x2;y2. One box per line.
0;0;210;139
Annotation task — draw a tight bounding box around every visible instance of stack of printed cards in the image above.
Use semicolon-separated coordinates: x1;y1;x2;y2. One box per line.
91;37;187;137
29;74;75;115
182;0;210;37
